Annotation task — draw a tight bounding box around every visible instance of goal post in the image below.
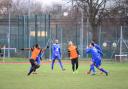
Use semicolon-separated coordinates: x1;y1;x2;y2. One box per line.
115;54;127;62
1;47;17;62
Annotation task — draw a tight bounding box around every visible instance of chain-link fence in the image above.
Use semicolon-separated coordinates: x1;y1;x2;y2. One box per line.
0;15;50;58
99;25;128;60
0;15;128;60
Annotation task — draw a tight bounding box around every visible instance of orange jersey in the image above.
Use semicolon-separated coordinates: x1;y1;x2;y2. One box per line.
31;48;41;60
68;45;78;59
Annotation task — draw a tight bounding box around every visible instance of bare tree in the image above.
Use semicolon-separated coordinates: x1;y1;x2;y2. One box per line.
0;0;44;16
72;0;110;43
109;0;128;25
12;0;43;15
0;0;12;15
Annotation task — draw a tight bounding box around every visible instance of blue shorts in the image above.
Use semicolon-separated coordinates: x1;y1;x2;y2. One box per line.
52;55;61;60
36;57;41;65
91;58;95;62
94;60;101;67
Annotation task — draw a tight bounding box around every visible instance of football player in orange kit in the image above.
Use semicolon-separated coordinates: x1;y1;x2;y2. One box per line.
68;41;80;74
21;44;46;76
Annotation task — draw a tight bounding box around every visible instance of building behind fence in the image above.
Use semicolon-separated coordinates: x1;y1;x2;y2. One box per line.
0;15;128;60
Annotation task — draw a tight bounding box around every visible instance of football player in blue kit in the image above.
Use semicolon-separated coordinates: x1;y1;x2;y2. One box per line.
86;42;108;76
51;40;65;71
87;42;103;75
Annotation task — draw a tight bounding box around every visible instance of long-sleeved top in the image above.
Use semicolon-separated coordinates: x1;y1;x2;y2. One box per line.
68;45;79;59
94;44;103;57
86;47;101;62
52;43;61;57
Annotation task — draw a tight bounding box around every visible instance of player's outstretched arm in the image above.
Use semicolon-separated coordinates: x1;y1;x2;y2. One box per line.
86;47;91;54
41;45;49;52
20;48;32;51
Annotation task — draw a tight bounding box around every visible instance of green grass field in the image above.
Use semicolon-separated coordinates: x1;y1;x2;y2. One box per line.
0;58;128;89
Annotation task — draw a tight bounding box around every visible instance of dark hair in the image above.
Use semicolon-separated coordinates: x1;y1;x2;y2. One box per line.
91;42;95;47
35;44;39;48
91;41;95;44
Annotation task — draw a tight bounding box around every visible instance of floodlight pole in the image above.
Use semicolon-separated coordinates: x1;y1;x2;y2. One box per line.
28;0;31;57
80;8;84;58
99;25;101;45
86;4;89;58
119;26;123;59
8;8;11;58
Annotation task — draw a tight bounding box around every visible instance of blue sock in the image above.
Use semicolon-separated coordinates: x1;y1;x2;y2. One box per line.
51;60;55;70
100;68;107;74
90;64;96;73
58;60;63;70
29;66;32;72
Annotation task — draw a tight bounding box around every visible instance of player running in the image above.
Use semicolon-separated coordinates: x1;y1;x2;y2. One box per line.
67;41;79;74
51;39;65;71
21;44;47;76
87;42;103;75
86;42;108;76
30;47;46;74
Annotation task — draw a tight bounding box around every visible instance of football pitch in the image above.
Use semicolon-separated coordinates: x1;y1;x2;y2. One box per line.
0;59;128;89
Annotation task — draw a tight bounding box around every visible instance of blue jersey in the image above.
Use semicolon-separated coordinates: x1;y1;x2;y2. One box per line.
94;44;103;57
36;52;45;65
86;47;101;62
52;43;61;56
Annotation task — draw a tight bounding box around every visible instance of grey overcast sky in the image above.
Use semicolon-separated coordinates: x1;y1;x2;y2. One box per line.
36;0;63;5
